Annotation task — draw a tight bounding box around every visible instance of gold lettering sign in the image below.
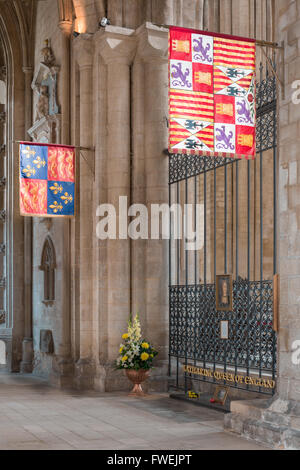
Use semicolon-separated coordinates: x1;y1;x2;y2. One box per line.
172;40;190;54
194;71;212;86
216;103;234;117
183;364;276;390
238;134;254;147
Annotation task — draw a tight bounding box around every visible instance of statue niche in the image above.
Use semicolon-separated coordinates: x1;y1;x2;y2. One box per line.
28;39;60;143
39;236;56;305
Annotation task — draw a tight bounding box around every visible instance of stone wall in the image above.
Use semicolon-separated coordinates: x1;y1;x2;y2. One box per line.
276;0;300;403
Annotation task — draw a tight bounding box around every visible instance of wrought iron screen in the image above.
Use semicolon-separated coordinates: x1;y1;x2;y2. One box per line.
168;62;278;396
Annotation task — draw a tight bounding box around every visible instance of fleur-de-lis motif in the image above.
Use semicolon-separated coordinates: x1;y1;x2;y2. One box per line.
22;165;36;178
33;156;46;169
50;182;63;194
61;192;73;205
22;146;36;158
49;201;63;213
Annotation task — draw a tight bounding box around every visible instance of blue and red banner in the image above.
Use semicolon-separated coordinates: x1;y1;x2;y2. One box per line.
168;27;256;159
19;142;75;217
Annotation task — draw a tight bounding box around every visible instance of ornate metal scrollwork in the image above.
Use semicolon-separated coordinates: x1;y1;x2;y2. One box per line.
170;280;276;374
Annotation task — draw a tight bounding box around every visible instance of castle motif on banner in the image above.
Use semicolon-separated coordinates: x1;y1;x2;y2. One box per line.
169;27;256;159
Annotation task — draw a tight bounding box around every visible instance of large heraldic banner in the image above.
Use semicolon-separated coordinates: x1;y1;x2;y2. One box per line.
19;142;75;217
169;27;256;159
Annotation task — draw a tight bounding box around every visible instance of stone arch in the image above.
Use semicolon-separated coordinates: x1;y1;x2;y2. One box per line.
0;340;6;365
40;236;56;302
0;0;30;371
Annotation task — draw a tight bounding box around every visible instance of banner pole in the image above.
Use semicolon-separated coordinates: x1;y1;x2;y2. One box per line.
12;140;94;151
153;23;283;49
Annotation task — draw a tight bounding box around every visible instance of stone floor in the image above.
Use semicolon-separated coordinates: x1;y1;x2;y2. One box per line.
0;371;270;450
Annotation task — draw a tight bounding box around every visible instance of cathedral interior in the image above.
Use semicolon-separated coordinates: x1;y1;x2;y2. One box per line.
0;0;299;451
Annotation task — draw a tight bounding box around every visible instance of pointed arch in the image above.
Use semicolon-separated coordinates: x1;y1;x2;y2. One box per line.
40;236;56;302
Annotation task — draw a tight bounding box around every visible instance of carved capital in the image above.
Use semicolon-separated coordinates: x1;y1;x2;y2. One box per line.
136;22;168;64
59;20;73;37
73;34;94;69
95;26;136;65
22;66;33;76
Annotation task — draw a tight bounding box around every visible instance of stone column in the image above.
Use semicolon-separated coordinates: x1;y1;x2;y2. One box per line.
225;1;300;450
20;66;33;374
131;50;146;327
137;23;169;391
73;35;95;389
51;19;73;387
276;0;300;406
97;26;136;390
58;20;72;144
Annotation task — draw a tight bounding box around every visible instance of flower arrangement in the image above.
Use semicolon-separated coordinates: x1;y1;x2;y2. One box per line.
116;314;158;371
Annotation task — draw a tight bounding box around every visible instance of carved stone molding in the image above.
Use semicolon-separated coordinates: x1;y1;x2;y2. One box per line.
0;277;6;289
136;22;168;64
29;41;61;142
0;112;6;123
0;144;5;156
95;27;136;65
0;210;6;222
0;244;5;255
0;177;6;188
39;217;53;232
0;66;6;82
73;33;94;69
0;310;5;325
57;0;73;24
28;114;61;144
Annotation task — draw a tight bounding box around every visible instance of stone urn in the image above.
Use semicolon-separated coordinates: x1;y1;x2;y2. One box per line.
125;369;150;397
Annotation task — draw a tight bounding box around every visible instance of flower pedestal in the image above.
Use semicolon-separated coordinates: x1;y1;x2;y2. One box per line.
125;370;150;397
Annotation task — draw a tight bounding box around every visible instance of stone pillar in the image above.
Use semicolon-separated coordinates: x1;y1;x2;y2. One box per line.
50;19;74;387
20;66;33;374
73;35;95;389
225;1;300;450
131;49;146;327
97;26;136;390
276;0;300;406
137;23;169;391
58;20;72;144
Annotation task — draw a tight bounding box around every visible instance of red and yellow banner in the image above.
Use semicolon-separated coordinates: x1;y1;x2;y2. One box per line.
169;27;256;159
19;142;75;217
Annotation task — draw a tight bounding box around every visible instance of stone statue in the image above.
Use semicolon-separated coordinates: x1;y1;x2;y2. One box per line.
36;85;49;121
40;39;55;67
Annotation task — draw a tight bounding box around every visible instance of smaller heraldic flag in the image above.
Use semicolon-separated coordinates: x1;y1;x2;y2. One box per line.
169;27;256;159
19;142;75;217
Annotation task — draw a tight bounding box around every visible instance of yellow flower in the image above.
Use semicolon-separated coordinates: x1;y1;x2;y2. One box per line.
141;352;149;361
141;342;149;349
150;354;154;358
119;346;124;353
122;333;129;340
122;356;128;362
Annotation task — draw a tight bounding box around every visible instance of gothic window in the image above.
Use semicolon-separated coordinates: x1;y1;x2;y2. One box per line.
40;236;56;302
